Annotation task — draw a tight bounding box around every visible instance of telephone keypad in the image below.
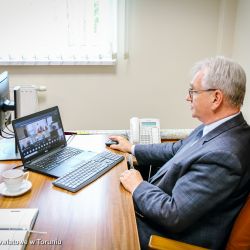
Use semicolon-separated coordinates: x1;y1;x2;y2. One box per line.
140;129;153;144
140;128;160;144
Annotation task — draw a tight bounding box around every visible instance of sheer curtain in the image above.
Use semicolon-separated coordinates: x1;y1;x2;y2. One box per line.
0;0;117;65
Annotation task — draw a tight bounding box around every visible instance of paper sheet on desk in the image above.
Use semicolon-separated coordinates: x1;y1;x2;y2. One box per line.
0;208;39;250
0;230;27;250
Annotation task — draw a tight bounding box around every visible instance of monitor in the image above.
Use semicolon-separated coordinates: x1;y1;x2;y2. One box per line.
0;71;12;129
0;71;20;160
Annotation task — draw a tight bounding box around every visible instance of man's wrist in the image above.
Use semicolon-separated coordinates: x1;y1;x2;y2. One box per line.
131;186;137;195
131;145;135;155
131;180;143;195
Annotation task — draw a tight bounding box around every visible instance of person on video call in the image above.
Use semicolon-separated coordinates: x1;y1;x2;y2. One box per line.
109;56;250;249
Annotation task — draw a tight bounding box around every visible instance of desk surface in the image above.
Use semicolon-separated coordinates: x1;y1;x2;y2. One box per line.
0;135;140;250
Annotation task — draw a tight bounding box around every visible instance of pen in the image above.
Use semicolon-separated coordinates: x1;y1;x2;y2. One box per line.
12;164;24;169
128;154;134;169
0;228;47;234
64;132;77;135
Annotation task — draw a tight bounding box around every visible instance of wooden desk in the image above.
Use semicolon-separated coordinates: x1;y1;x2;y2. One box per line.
0;135;140;250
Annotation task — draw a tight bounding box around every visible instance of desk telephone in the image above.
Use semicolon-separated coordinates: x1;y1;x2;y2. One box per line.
129;117;161;144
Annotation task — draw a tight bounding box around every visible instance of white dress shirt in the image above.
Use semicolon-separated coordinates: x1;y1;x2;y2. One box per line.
202;112;240;137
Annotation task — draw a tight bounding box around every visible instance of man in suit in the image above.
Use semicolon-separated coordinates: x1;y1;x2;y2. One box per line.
110;56;250;249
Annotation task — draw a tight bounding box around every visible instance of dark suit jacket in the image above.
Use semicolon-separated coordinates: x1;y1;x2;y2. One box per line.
133;113;250;249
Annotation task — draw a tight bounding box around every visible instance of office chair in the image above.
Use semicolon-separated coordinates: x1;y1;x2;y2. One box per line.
149;194;250;250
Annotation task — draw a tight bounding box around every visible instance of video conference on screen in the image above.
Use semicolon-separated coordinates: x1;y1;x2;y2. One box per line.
16;116;64;156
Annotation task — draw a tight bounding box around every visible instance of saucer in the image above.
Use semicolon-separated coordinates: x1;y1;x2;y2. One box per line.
0;180;32;197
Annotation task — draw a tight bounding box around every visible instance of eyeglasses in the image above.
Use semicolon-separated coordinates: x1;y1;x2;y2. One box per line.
188;88;217;99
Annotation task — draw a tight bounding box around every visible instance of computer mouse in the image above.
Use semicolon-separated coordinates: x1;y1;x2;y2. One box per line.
105;139;118;146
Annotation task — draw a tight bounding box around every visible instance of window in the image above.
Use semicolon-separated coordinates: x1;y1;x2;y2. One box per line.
0;0;117;65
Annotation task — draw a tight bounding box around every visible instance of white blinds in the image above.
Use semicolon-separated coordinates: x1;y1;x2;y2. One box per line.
0;0;117;65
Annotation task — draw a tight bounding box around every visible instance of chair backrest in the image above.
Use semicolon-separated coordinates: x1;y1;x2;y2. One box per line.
226;194;250;250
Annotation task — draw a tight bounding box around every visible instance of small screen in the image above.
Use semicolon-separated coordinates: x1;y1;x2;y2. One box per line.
141;121;157;127
14;108;65;160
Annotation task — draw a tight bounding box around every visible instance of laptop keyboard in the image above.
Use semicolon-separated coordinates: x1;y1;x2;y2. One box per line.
33;147;83;171
52;151;124;192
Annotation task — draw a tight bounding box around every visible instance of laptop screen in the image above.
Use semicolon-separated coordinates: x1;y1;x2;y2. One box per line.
12;106;66;162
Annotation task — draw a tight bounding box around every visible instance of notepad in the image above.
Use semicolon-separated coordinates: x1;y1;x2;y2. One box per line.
0;208;39;250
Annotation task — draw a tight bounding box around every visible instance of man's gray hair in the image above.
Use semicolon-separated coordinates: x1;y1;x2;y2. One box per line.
191;56;246;108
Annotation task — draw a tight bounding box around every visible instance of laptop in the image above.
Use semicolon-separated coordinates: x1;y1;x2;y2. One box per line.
12;106;96;178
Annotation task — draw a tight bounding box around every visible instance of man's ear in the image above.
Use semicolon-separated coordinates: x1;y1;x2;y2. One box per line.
211;90;223;110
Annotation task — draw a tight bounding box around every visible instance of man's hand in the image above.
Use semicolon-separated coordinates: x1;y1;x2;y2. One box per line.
120;169;143;193
109;136;133;153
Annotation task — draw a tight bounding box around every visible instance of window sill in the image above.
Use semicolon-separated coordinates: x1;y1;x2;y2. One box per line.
0;59;116;66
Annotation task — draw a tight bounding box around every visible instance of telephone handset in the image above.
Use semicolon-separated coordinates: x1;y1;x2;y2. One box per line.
129;117;161;144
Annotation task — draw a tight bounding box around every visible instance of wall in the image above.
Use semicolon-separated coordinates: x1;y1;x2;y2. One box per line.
232;0;250;123
2;0;248;131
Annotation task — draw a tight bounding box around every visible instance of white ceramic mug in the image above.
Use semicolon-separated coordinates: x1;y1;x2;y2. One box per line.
1;169;29;192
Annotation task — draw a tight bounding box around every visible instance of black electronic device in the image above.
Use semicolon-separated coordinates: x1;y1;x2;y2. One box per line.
12;106;96;178
105;139;118;146
53;151;124;192
0;71;15;130
0;71;20;160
